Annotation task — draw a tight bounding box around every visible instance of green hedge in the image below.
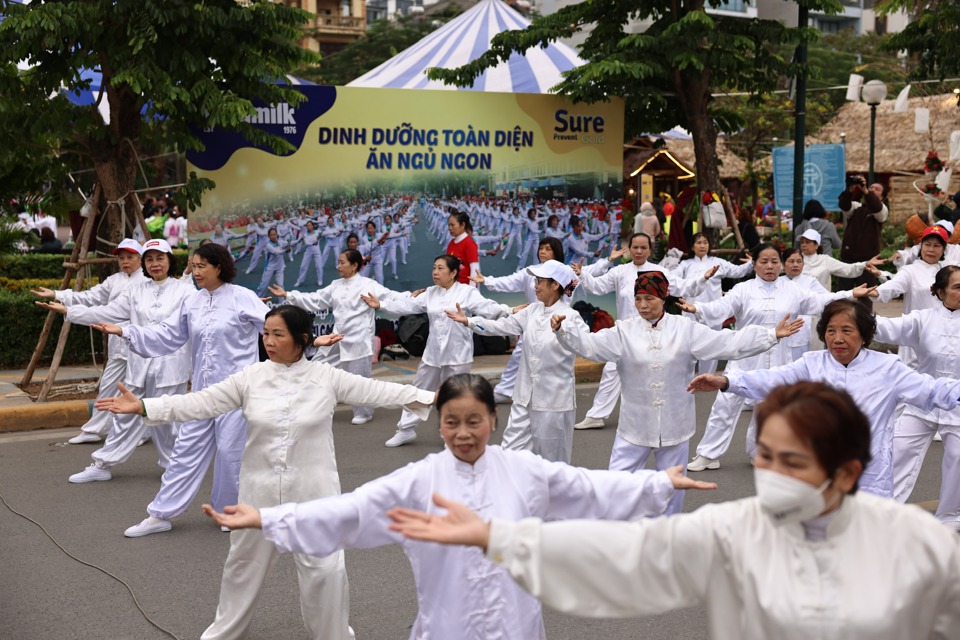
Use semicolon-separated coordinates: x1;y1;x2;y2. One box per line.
0;289;107;367
1;250;191;280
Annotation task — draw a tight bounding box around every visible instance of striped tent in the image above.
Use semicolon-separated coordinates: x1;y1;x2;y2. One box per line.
348;0;583;93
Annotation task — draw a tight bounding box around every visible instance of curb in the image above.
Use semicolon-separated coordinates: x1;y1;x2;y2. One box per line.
0;360;604;435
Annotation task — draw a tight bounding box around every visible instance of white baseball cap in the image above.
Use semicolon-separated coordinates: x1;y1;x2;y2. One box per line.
935;220;955;235
799;229;822;245
113;238;144;255
527;259;575;289
141;238;172;254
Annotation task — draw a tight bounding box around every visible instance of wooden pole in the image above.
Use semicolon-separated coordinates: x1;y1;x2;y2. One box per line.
721;186;746;251
21;184;101;387
35;185;100;402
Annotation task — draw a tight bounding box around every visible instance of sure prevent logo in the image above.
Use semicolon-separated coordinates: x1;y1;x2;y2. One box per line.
553;109;605;143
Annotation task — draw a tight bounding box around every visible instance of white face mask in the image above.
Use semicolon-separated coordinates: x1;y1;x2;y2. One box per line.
754;468;832;526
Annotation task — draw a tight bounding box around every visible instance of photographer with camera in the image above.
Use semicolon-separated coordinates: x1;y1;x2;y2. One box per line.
838;174;888;308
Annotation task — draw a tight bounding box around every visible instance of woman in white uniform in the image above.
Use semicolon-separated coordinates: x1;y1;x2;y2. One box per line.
358;220;388;285
796;228;882;291
201;374;716;640
573;232;715;431
781;248;829;361
95;243;268;537
293;220;323;288
270;248;404;425
39;239;194;483
685;243;865;472
448;260;587;463
553;270;800;514
672;232;755;374
362;254;513;447
31;238;146;444
874;265;960;528
97;305;435;640
389;381;960;640
688;299;960;497
255;227;288;297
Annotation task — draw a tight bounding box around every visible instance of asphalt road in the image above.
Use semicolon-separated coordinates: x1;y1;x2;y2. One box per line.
0;384;946;640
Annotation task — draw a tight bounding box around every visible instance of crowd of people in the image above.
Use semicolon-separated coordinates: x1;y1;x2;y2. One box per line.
25;186;960;638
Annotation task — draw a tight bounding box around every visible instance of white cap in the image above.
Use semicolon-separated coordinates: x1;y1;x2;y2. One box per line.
526;259;575;289
935;220;955;235
142;238;172;254
113;238;143;255
799;229;822;245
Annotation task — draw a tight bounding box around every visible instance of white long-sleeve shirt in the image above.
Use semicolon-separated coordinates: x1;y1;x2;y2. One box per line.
672;255;754;307
55;270;147;359
378;282;510;367
124;283;266;391
557;313;778;447
782;274;829;349
871;260;944;315
468;299;588;412
801;253;867;291
259;445;676;640
66;278;195;388
876;305;960;427
579;261;707;320
725;348;960;496
287;275;401;362
143;358;434;506
486;493;960;640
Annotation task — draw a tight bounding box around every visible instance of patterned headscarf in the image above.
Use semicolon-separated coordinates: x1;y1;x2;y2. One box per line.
635;271;669;299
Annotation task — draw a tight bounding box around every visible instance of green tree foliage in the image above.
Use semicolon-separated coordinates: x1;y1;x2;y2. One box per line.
300;11;462;86
880;0;960;78
0;0;316;274
427;0;842;200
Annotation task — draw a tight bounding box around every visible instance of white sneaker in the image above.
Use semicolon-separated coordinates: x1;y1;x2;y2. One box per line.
220;526;231;533
124;516;172;538
351;415;373;425
385;430;417;447
68;464;112;484
137;437;150;447
934;431;943;442
687;455;720;472
493;393;512;405
68;432;102;444
574;417;605;430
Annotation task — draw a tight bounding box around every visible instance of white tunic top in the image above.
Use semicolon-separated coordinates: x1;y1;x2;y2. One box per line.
259;446;676;640
672;255;754;305
557;313;778;447
876;305;960;427
66;277;195;388
143;358;434;506
695;277;842;373
782;274;829;349
468;299;588;411
872;260;944;315
124;283;266;391
726;349;960;496
801;253;867;291
379;282;511;367
579;261;706;320
287;275;401;362
56;270;147;359
485;493;960;640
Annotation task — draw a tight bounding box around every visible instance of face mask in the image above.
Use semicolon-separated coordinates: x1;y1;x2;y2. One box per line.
754;468;832;526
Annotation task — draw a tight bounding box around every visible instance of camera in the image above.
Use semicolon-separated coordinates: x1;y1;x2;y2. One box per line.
846;174;866;188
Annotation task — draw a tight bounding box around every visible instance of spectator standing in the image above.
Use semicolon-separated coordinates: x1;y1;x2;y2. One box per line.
838;176;888;307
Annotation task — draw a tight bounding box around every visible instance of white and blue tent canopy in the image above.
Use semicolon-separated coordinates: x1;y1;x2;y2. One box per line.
348;0;583;93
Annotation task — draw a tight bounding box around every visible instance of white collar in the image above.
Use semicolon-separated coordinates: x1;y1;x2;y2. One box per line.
453;232;468;243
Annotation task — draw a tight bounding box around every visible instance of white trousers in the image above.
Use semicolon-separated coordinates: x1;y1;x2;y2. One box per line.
502;231;521;259
893;415;960;528
91;380;183;470
609;435;689;515
501;403;575;464
493;335;523;397
396;362;471;431
697;359;718;375
516;235;539;269
296;246;323;286
361;259;384;285
695;390;756;460
146;409;248;520
81;357;128;437
201;528;351;640
244;242;267;274
315;344;374;421
585;362;621;420
256;264;285;297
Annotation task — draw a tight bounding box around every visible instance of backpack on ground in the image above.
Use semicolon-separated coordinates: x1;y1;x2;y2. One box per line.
396;314;429;357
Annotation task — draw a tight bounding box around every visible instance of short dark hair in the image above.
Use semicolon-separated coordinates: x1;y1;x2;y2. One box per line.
756;382;872;493
751;242;781;263
141;249;178;279
194;243;237;282
931;265;960;300
341;249;363;271
816;299;876;347
629;232;652;248
448;209;473;233
436;373;496;417
538;237;565;263
781;247;802;263
265;305;314;355
435;254;462;277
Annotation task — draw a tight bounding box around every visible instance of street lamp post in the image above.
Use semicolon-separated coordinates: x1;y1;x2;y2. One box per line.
861;80;888;186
